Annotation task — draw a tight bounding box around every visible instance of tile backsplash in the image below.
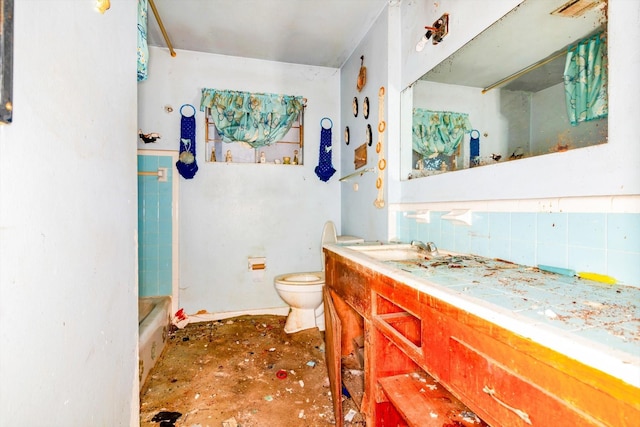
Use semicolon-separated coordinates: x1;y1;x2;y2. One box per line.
393;199;640;286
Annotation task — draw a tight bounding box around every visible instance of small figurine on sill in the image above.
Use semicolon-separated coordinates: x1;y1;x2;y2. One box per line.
225;150;233;163
259;152;266;163
293;150;299;165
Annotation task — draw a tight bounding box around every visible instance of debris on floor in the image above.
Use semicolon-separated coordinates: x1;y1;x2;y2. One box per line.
140;315;346;426
150;410;182;426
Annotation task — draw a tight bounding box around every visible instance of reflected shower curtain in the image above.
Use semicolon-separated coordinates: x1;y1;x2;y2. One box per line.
137;0;148;81
563;31;607;126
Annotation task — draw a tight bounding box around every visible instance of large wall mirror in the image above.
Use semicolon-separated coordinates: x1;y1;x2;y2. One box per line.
400;0;607;180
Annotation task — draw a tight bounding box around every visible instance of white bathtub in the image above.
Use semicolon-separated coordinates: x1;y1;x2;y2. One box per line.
139;296;171;388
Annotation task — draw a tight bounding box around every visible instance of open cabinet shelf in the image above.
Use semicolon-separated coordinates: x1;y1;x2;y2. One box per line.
378;372;489;427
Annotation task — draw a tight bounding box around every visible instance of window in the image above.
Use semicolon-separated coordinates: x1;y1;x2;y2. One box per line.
204;108;303;165
200;88;305;165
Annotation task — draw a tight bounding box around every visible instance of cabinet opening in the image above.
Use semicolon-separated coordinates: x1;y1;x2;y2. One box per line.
378;371;490;427
375;294;422;348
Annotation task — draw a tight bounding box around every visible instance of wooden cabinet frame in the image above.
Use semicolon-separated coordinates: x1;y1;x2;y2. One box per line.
324;248;640;426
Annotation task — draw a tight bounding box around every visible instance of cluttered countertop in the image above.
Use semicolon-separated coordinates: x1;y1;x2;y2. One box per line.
323;242;640;388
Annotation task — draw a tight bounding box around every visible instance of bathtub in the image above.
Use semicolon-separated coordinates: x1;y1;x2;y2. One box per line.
139;296;171;388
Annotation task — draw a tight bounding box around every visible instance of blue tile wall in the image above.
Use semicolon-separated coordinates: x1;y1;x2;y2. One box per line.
138;155;174;297
397;210;640;286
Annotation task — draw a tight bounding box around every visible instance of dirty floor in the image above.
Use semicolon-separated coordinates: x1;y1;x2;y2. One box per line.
140;315;364;427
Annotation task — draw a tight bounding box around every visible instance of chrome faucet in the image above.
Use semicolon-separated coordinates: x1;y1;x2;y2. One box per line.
411;240;439;255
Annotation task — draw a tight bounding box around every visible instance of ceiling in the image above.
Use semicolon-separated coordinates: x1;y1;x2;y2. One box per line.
146;0;388;68
421;0;606;92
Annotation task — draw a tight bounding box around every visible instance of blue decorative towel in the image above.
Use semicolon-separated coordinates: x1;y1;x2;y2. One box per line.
315;118;336;182
176;105;198;179
469;129;480;167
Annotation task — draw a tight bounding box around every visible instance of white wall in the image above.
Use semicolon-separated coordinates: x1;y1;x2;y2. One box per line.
0;1;139;426
138;48;341;315
530;82;606;155
340;8;390;241
396;0;640;202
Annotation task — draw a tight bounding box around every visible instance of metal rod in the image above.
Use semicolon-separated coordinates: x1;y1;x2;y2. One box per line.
148;0;176;57
482;50;566;94
138;171;159;177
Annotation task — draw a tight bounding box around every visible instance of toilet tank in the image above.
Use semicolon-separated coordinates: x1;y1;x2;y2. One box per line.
320;221;364;269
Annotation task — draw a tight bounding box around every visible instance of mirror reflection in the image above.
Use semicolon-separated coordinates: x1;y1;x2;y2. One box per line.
401;0;608;180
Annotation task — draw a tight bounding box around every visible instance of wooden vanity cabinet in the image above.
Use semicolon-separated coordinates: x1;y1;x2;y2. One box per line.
430;296;640;427
324;248;640;427
324;250;489;426
370;276;489;427
324;252;372;427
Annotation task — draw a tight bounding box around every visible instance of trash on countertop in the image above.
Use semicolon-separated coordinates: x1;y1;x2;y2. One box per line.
537;264;576;277
578;272;617;284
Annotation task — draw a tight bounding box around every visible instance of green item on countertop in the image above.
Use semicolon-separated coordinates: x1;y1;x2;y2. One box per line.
537;265;576;277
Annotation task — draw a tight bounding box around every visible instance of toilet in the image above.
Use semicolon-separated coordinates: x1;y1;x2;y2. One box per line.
274;221;363;333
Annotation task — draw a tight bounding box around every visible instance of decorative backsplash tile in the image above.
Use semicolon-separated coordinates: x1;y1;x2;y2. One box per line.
394;201;640;286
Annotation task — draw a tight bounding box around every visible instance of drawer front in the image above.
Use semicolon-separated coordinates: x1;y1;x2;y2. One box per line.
448;337;602;427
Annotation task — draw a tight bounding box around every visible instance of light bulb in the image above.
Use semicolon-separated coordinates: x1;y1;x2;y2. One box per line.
415;34;429;52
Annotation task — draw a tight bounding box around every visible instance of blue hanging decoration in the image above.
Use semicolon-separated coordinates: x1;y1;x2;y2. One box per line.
176;104;199;179
469;129;480;167
315;117;336;182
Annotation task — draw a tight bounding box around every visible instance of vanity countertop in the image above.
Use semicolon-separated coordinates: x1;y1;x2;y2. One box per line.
323;242;640;388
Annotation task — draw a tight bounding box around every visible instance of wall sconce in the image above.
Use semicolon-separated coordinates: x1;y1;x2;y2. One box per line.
415;13;449;51
95;0;110;14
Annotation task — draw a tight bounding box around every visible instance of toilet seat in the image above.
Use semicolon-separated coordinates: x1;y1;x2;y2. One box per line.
274;272;325;290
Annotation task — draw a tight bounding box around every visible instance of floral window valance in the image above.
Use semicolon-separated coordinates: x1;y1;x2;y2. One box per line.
412;109;472;157
563;31;608;126
200;88;304;148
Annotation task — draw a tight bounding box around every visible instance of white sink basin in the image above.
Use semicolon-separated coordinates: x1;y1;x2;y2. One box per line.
345;244;427;261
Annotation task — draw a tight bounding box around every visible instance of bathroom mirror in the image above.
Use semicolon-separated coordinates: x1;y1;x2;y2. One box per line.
400;0;607;180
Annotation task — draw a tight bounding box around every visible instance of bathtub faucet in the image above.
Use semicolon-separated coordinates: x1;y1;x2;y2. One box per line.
411;240;439;256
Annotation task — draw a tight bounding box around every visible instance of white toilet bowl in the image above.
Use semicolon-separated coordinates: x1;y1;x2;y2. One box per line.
274;221;363;334
274;272;325;334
